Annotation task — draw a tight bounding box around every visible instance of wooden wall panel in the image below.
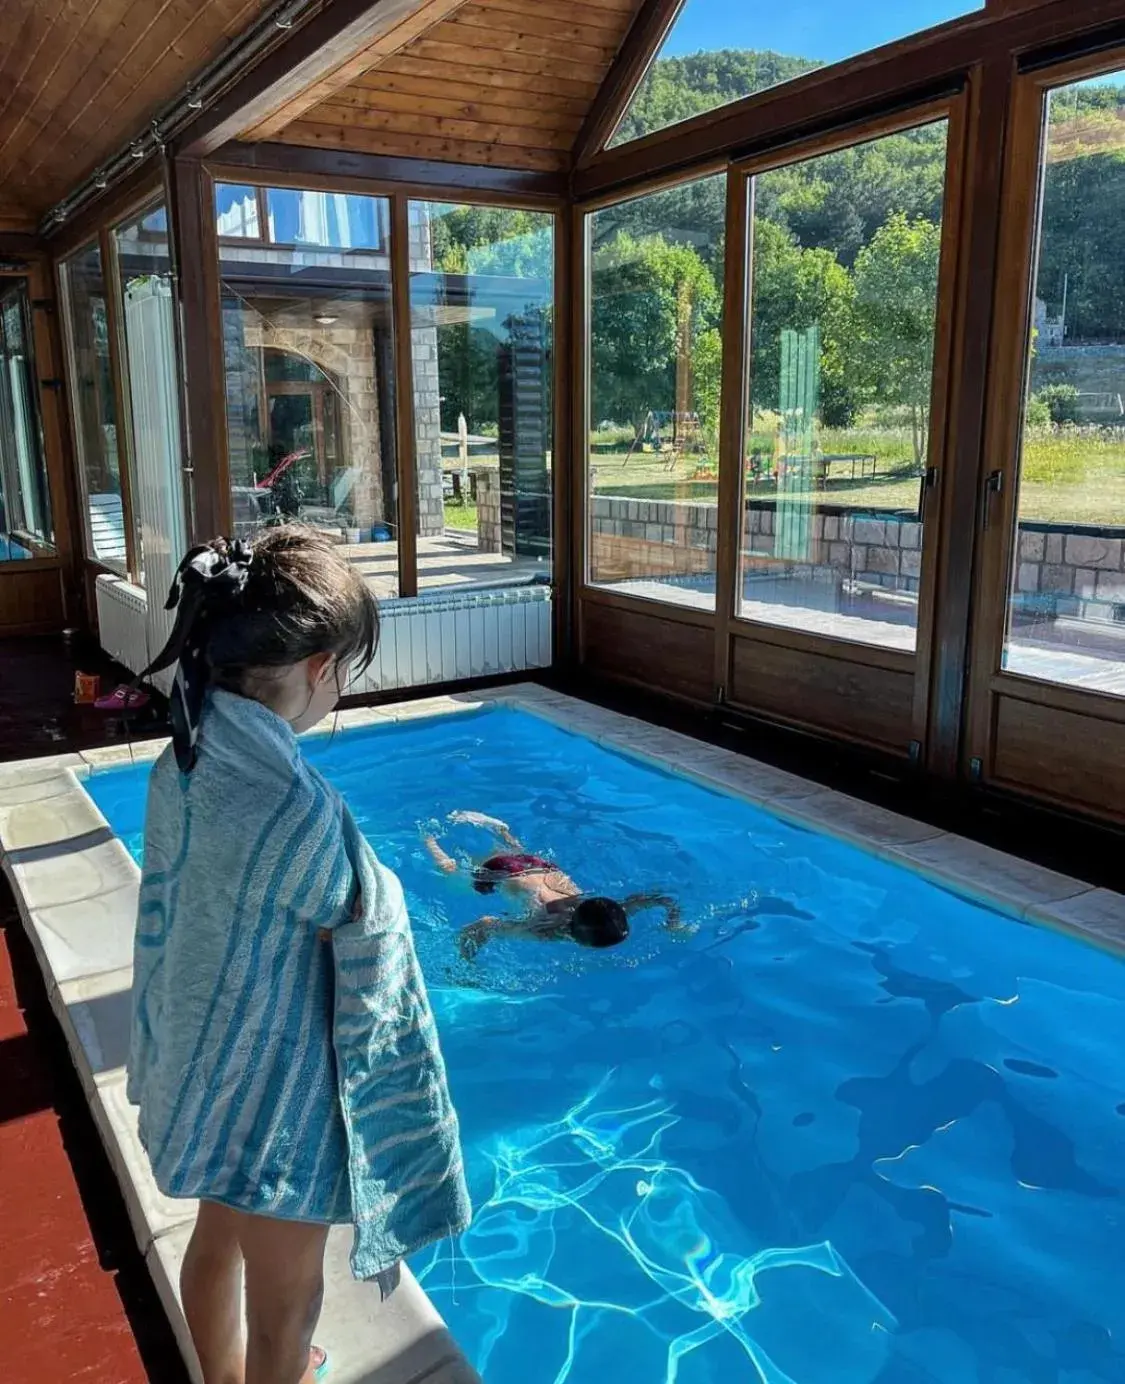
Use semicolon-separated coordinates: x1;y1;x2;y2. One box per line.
0;567;65;636
579;599;714;705
729;634;916;754
0;0;267;222
991;695;1125;824
264;0;642;172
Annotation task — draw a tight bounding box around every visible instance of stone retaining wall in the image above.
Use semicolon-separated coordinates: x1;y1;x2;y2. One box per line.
591;494;1125;618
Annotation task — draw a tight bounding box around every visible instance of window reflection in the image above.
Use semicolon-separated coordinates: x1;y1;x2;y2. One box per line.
586;174;725;609
59;242;131;571
408;203;554;592
1003;70;1125;697
0;282;52;560
737;121;950;652
113;201;186;589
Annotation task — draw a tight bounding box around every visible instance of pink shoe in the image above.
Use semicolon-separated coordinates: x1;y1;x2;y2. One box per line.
93;684;150;712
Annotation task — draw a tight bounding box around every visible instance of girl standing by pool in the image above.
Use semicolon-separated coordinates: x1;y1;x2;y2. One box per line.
127;528;469;1384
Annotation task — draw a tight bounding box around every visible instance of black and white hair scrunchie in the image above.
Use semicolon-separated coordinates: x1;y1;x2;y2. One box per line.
139;539;255;772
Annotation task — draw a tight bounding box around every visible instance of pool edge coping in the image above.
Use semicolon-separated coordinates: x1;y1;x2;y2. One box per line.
0;681;1122;1378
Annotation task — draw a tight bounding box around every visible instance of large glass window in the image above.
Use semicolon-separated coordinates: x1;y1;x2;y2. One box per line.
216;184;400;597
1002;70;1125;697
736;120;950;652
0;282;52;561
112;203;185;590
611;1;984;147
408;203;554;592
59;241;132;572
586;174;725;608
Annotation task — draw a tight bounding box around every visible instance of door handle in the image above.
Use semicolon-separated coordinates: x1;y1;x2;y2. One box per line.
982;469;1004;531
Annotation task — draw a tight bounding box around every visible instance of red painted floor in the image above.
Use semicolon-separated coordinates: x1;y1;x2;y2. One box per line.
0;885;187;1383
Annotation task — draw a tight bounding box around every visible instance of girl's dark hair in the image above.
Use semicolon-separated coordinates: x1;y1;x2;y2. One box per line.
206;525;379;690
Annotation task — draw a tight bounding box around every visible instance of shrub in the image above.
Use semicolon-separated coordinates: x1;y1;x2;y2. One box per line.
1038;383;1080;425
1025;393;1051;429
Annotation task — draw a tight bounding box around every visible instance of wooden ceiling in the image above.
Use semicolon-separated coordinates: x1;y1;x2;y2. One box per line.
0;0;270;229
246;0;645;172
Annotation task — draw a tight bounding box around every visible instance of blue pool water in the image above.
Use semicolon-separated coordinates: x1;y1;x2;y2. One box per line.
89;708;1125;1384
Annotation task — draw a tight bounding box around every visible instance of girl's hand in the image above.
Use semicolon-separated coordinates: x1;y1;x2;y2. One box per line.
449;811;508;830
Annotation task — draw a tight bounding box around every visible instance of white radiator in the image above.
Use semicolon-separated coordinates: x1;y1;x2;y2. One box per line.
122;278;187;695
95;575;150;680
355;586;553;693
97;578;552;696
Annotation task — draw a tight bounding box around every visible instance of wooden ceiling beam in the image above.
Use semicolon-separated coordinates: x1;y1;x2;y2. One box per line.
572;0;685;168
178;0;474;156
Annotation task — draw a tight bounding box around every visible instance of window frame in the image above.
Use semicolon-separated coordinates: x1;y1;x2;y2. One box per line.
723;97;964;682
57;235;141;579
0;278;54;559
965;46;1125;800
574;161;729;633
107;192;190;591
203;163;567;601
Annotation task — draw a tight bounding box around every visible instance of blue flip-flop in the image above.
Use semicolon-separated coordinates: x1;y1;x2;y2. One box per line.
312;1346;329;1379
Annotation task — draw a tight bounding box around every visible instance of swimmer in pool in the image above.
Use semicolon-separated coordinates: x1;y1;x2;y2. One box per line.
423;811;684;959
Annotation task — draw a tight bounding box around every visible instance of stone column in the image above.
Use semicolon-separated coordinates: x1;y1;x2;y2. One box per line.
408;204;446;539
476;469;501;553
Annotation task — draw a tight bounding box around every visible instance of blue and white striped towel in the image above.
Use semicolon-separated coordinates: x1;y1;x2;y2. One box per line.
127;689;470;1278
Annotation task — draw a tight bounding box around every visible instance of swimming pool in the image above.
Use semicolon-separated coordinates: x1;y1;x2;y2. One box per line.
88;706;1125;1384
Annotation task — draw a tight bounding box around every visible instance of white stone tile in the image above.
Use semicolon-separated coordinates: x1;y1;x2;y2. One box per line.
82;739;168;769
891;834;1091;913
30;880;138;984
1026;889;1125;955
148;1224;480;1384
143;1224;203;1384
0;752;88;787
385;696;484;722
685;754;821;804
332;707;395;732
90;1070;197;1250
0;780;107;850
786;790;946;847
53;965;134;1087
0;770;85;807
8;834;138;912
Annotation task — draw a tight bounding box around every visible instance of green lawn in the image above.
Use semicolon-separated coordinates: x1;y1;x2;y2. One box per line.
443;498;479;531
588;426;1125;525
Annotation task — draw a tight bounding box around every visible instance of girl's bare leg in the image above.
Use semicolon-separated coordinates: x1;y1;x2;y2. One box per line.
181;1201;246;1384
240;1213;331;1384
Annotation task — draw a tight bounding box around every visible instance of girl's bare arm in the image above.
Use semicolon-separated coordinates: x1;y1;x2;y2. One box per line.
425;835;460;875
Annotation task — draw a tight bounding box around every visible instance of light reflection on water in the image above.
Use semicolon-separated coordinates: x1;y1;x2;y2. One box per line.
89;708;1125;1383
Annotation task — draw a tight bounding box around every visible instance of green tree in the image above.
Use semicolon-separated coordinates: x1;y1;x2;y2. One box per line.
590;232;721;431
749;218;857;426
851;212;942;467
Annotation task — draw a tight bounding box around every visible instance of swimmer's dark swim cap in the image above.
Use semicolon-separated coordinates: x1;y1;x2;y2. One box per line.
570;897;629;949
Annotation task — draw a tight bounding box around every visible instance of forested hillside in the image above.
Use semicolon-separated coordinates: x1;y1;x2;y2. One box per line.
431;52;1124;447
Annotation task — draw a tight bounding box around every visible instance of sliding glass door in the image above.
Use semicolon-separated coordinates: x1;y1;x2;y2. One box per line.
966;55;1125;818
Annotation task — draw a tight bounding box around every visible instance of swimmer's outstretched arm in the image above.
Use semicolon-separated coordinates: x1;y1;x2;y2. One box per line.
424;834;460;875
459;910;566;959
623;893;687;931
449;811;523;851
458;915;530;959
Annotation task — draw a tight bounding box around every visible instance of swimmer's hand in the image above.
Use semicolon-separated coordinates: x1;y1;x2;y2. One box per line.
458;918;496;961
449;810;508;830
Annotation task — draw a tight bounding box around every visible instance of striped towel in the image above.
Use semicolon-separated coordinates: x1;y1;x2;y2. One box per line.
127;689;470;1278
